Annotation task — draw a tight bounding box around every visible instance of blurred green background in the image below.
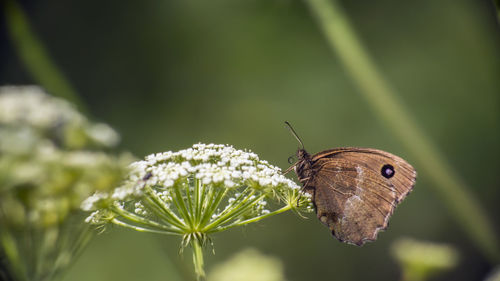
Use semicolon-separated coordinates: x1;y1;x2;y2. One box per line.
1;0;499;280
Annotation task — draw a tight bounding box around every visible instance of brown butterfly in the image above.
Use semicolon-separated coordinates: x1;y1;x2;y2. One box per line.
284;122;416;246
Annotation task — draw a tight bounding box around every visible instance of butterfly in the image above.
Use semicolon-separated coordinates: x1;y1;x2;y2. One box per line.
284;122;416;245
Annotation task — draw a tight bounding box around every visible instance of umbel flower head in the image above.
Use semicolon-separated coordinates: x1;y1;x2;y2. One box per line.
82;143;312;279
0;86;130;281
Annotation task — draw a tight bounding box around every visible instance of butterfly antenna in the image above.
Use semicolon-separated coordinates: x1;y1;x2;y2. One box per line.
284;121;304;149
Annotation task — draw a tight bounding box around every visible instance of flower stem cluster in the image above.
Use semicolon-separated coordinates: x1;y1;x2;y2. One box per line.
82;143;312;280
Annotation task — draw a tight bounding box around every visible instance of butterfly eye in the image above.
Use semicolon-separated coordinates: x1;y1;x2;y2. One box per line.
288;155;296;164
381;164;395;178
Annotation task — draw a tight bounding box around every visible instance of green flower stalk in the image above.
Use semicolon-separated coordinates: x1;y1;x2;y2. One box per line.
82;143;312;280
0;86;130;281
391;237;460;281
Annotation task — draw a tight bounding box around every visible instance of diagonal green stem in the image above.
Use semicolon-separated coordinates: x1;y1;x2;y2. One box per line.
213;194;267;228
171;185;194;227
200;189;252;231
201;190;264;232
494;0;500;22
3;0;88;114
111;218;182;235
112;204;183;234
208;204;293;233
0;230;27;281
306;0;499;262
198;188;227;228
143;186;186;229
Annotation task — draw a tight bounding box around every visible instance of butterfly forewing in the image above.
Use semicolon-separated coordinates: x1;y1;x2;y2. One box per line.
312;148;416;202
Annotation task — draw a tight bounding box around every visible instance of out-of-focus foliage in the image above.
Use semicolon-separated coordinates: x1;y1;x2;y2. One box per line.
485;266;500;281
0;86;131;281
391;237;459;281
208;248;287;281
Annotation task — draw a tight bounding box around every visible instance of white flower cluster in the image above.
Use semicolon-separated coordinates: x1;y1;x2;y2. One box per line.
142;143;299;188
0;86;119;147
82;143;301;211
0;86;129;229
0;86;82;129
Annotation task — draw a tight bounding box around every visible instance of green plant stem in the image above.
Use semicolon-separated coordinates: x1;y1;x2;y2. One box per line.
111;205;183;234
143;187;186;229
211;194;265;227
209;204;293;233
111;218;182;235
199;188;227;227
201;190;259;231
194;179;203;226
172;186;195;227
0;231;27;281
3;0;88;114
306;0;499;262
494;0;500;22
191;239;205;281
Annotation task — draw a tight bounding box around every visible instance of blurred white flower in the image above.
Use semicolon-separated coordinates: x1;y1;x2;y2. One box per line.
0;85;120;149
0;85;83;129
0;85;129;281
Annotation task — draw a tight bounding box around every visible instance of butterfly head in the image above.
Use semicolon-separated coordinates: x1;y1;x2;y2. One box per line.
296;148;310;161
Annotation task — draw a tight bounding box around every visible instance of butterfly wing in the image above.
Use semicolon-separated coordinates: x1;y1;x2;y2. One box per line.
307;147;416;245
312;147;416;202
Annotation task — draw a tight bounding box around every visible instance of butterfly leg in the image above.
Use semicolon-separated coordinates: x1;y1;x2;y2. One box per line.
282;161;299;175
297;178;314;207
295;178;310;207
